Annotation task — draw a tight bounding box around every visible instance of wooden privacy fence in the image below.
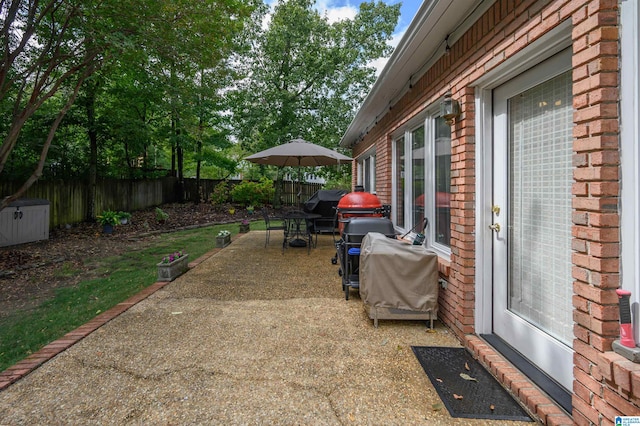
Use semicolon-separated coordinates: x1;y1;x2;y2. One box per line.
279;180;323;206
0;177;179;228
1;178;325;228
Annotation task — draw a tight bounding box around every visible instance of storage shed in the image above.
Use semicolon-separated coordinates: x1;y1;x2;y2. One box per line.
0;199;50;247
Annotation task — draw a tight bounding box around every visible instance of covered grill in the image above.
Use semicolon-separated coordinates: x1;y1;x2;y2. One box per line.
360;232;439;328
336;217;396;300
303;189;347;233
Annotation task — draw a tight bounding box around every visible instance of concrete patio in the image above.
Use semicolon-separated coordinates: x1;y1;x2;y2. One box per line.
0;231;536;425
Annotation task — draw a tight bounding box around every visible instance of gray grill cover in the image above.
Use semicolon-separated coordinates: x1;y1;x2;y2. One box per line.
360;232;438;313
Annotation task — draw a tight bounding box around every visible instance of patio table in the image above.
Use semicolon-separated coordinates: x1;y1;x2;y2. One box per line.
283;211;321;251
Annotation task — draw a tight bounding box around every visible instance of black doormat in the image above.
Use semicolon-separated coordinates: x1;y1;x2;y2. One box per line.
412;346;534;421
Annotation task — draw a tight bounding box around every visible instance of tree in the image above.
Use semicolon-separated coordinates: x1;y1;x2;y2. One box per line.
230;0;399;163
0;0;255;210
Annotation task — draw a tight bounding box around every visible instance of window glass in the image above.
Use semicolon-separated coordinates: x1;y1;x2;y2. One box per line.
434;117;451;247
411;126;425;231
363;157;371;192
358;151;376;193
395;137;405;227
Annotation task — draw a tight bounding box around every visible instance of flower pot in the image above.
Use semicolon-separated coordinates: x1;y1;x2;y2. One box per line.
216;234;231;248
157;254;189;282
239;223;250;233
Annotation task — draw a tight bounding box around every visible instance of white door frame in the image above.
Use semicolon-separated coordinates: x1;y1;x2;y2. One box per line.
474;22;572;334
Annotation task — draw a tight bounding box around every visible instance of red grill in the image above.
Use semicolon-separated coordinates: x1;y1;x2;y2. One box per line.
336;190;383;234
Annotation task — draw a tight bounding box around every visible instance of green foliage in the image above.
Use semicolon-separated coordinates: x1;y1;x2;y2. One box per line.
210;181;231;205
230;178;275;207
323;174;352;191
0;0;259;201
230;0;398;186
97;210;120;226
155;207;169;221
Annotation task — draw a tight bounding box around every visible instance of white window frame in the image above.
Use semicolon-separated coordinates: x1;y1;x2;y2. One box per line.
620;0;640;343
391;105;452;260
358;148;376;193
391;136;405;228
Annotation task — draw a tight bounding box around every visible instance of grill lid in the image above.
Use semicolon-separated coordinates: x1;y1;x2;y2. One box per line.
342;217;396;237
337;191;382;210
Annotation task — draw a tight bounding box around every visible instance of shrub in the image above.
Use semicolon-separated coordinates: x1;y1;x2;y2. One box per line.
210;181;230;205
230;178;274;206
155;207;169;221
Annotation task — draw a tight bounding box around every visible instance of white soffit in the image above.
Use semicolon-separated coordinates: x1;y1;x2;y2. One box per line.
340;0;491;148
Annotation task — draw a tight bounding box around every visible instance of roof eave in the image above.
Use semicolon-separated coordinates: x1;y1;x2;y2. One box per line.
340;0;488;149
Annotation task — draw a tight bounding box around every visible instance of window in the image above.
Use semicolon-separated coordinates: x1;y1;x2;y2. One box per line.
393;108;451;256
411;126;425;232
433;117;452;247
394;137;405;227
359;151;376;193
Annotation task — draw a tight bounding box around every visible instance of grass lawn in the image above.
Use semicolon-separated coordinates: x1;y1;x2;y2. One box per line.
0;221;269;372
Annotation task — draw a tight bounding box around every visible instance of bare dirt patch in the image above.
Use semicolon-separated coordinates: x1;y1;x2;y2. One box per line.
0;203;251;317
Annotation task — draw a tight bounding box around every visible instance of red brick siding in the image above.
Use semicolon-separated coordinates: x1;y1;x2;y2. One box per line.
349;0;635;422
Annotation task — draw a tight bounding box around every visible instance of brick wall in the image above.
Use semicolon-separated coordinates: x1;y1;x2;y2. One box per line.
348;0;637;422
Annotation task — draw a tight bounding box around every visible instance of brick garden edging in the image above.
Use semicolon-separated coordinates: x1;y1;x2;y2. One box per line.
0;232;249;392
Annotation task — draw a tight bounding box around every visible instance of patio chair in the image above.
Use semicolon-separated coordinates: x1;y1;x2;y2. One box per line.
261;208;285;248
311;207;338;248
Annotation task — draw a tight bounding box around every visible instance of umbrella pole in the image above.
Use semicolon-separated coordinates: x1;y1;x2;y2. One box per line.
298;158;302;209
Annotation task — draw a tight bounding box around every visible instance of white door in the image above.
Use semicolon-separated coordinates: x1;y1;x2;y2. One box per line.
491;49;574;391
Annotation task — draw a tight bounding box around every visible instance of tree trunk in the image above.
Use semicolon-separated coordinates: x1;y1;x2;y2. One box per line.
85;79;99;221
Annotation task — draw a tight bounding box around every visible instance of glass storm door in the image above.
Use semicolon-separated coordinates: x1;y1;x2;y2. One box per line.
491;51;574;391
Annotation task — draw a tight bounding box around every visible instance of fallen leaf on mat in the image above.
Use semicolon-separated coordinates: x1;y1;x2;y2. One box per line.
348;413;355;421
453;394;463;400
460;373;478;382
490;404;495;411
432;402;444;411
436;378;443;383
465;362;470;371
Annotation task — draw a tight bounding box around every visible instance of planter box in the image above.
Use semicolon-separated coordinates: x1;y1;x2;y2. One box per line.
239;223;250;233
157;254;189;282
216;235;231;248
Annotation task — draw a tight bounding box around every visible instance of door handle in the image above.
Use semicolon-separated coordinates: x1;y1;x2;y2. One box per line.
488;223;501;233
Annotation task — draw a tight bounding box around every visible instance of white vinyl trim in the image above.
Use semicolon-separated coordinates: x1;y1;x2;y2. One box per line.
620;0;640;343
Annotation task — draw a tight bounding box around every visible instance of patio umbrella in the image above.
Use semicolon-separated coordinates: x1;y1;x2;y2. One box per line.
245;138;352;205
245;138;352;167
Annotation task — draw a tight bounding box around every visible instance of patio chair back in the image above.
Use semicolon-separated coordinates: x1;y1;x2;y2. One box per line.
261;208;285;248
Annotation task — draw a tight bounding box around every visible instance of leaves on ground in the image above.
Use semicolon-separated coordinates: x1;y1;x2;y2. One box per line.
460;373;477;382
453;394;463;400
